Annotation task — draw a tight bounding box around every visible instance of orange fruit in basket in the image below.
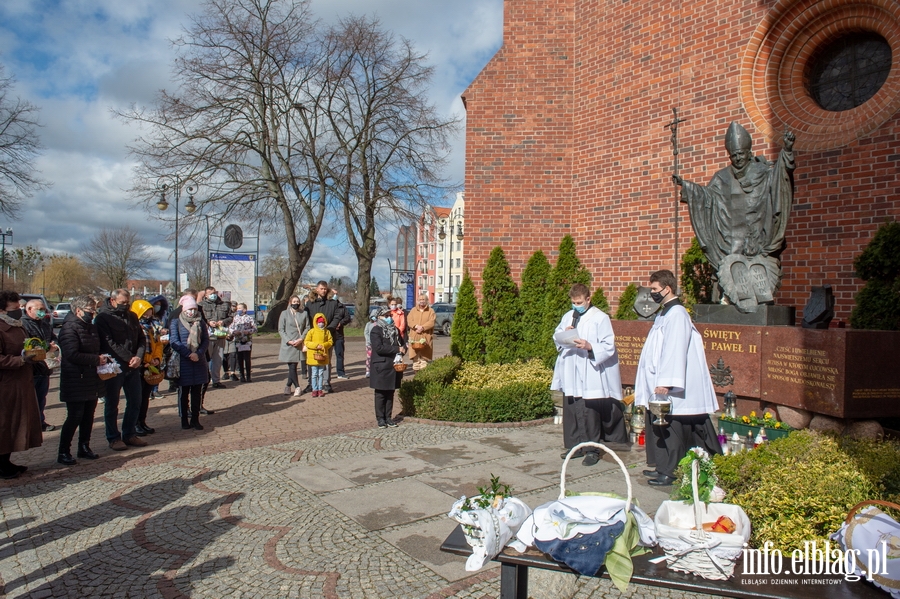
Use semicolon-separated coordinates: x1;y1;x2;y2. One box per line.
703;516;736;534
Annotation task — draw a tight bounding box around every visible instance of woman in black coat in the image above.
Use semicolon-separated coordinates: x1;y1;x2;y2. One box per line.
57;296;107;464
369;307;407;428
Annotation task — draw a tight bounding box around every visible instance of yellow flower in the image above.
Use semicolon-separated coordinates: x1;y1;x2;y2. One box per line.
750;410;757;418
774;422;782;429
742;416;750;424
764;412;773;420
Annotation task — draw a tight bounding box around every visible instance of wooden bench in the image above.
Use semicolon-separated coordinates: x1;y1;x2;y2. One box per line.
440;525;889;599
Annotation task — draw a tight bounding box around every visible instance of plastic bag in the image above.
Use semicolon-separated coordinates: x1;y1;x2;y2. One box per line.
448;495;532;571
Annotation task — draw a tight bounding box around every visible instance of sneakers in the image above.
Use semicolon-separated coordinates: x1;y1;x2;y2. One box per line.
365;372;370;378
109;439;127;451
42;423;56;432
284;385;293;396
293;388;303;397
377;421;388;429
212;382;227;389
385;420;398;428
336;374;349;380
231;374;239;381
123;436;148;447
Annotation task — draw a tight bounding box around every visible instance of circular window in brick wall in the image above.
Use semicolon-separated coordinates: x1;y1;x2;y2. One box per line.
741;0;900;151
807;33;892;112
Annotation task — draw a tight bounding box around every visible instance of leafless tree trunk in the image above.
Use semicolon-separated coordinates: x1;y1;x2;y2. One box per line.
81;226;156;290
320;16;459;326
0;64;49;218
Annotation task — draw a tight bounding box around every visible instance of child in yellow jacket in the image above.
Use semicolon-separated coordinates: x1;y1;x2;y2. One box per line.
304;313;334;397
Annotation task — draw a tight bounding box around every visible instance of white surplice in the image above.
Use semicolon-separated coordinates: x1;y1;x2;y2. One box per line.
634;299;717;415
551;307;622;400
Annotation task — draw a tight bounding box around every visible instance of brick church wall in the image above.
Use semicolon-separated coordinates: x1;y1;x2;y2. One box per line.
462;0;900;324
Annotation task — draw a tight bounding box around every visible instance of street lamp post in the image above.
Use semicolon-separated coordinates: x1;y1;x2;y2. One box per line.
0;227;12;290
437;218;463;303
156;176;198;295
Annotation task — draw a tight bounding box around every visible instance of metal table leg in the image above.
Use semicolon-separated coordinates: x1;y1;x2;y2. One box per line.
500;562;528;599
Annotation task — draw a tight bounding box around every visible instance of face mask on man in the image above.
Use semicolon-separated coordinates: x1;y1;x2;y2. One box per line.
36;310;47;319
208;294;218;301
115;301;129;312
571;303;588;314
382;316;393;323
6;308;22;320
650;290;667;304
80;311;94;324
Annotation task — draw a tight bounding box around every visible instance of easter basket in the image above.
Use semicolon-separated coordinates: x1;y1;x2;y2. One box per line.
653;456;751;580
831;500;900;598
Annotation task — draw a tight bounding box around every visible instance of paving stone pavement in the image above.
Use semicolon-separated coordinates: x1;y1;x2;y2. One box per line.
0;335;716;598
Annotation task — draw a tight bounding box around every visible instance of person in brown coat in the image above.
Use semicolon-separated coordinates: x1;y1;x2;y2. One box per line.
0;290;43;479
406;294;436;372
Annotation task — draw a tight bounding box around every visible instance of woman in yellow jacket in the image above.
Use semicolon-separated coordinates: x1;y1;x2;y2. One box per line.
132;300;165;435
304;313;333;397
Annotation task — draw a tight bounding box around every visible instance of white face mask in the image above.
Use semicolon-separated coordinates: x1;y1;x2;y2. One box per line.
389;305;397;310
185;309;198;318
317;323;325;329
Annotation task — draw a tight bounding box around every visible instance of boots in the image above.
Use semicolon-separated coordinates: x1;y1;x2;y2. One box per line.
190;412;203;430
58;452;77;466
138;421;155;434
77;443;99;459
181;417;192;430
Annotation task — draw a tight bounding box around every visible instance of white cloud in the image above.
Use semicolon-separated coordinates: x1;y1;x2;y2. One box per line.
0;0;503;287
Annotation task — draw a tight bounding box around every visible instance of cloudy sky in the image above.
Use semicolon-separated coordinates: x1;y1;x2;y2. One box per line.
0;0;503;289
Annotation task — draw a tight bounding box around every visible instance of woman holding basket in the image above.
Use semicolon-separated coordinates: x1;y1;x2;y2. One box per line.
369;306;407;428
170;297;210;431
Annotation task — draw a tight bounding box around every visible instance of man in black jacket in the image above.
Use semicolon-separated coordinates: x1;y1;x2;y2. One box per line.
304;281;350;393
95;289;147;450
22;300;58;431
199;286;232;389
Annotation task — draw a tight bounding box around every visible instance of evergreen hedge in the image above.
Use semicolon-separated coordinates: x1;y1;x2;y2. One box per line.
450;269;484;361
481;247;521;364
518;250;553;362
590;286;610;314
851;221;900;330
614;283;639;320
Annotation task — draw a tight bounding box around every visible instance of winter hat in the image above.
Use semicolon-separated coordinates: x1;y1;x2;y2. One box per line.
182;297;198;310
375;306;392;318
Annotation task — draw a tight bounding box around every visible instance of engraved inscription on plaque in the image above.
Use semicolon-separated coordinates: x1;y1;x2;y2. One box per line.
764;345;838;391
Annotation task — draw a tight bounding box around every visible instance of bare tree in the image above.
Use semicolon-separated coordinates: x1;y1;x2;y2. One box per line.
81;226;156;290
182;251;209;290
120;0;332;329
259;246;289;299
0;64;49;218
43;254;94;302
320;16;459;325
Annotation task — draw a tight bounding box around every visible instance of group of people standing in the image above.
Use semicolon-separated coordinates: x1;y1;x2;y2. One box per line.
552;269;721;486
0;284;258;476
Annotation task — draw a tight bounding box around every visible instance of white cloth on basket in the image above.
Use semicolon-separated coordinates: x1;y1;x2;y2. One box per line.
448;496;531;571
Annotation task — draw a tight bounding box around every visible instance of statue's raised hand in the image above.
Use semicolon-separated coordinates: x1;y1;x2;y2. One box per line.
672;174;683;186
783;129;795;152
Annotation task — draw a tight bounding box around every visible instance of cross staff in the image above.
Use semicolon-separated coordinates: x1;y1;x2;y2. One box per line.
665;107;686;272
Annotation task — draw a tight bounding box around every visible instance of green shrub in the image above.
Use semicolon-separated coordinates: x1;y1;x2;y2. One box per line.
614;283;639;320
452;359;552;390
680;237;715;305
518;250;553;362
481;247;521;364
713;430;880;550
541;236;591;366
451;269;484;362
839;436;900;501
590;286;610;315
851;221;900;330
413;381;554;423
399;356;461;416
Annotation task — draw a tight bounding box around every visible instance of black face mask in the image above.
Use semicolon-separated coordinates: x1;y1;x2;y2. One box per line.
290;304;300;310
115;303;129;313
5;308;22;320
650;290;667;304
80;313;94;324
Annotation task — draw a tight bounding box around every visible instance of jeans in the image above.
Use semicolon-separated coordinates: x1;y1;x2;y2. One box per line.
33;375;50;426
209;338;226;383
333;335;346;376
310;365;326;391
104;369;142;441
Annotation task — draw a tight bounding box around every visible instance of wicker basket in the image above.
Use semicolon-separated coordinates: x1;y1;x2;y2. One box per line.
98;371;118;381
24;347;47;361
654;460;751;580
144;370;165;386
410;342;427;350
314;351;326;362
393;362;408;372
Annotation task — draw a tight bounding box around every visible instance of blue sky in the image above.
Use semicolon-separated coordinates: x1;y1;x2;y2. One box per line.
0;0;503;289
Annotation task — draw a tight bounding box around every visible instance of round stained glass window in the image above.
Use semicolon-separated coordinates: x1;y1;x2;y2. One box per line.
807;33;892;112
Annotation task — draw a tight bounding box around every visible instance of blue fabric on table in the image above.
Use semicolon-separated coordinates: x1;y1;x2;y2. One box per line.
534;519;625;576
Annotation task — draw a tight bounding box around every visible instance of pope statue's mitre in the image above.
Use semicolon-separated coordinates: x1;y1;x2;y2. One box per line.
724;121;752;152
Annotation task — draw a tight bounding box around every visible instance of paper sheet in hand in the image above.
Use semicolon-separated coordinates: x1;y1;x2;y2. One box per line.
554;328;579;348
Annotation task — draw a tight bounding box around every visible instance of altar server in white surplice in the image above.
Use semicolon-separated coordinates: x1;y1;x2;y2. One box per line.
551;284;626;467
634;269;721;487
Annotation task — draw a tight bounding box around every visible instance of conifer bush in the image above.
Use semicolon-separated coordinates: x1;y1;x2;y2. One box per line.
450;269;484;362
851;221;900;330
680;237;715;308
614;283;639;320
590;286;610;314
518;250;553;362
481;247;521;364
